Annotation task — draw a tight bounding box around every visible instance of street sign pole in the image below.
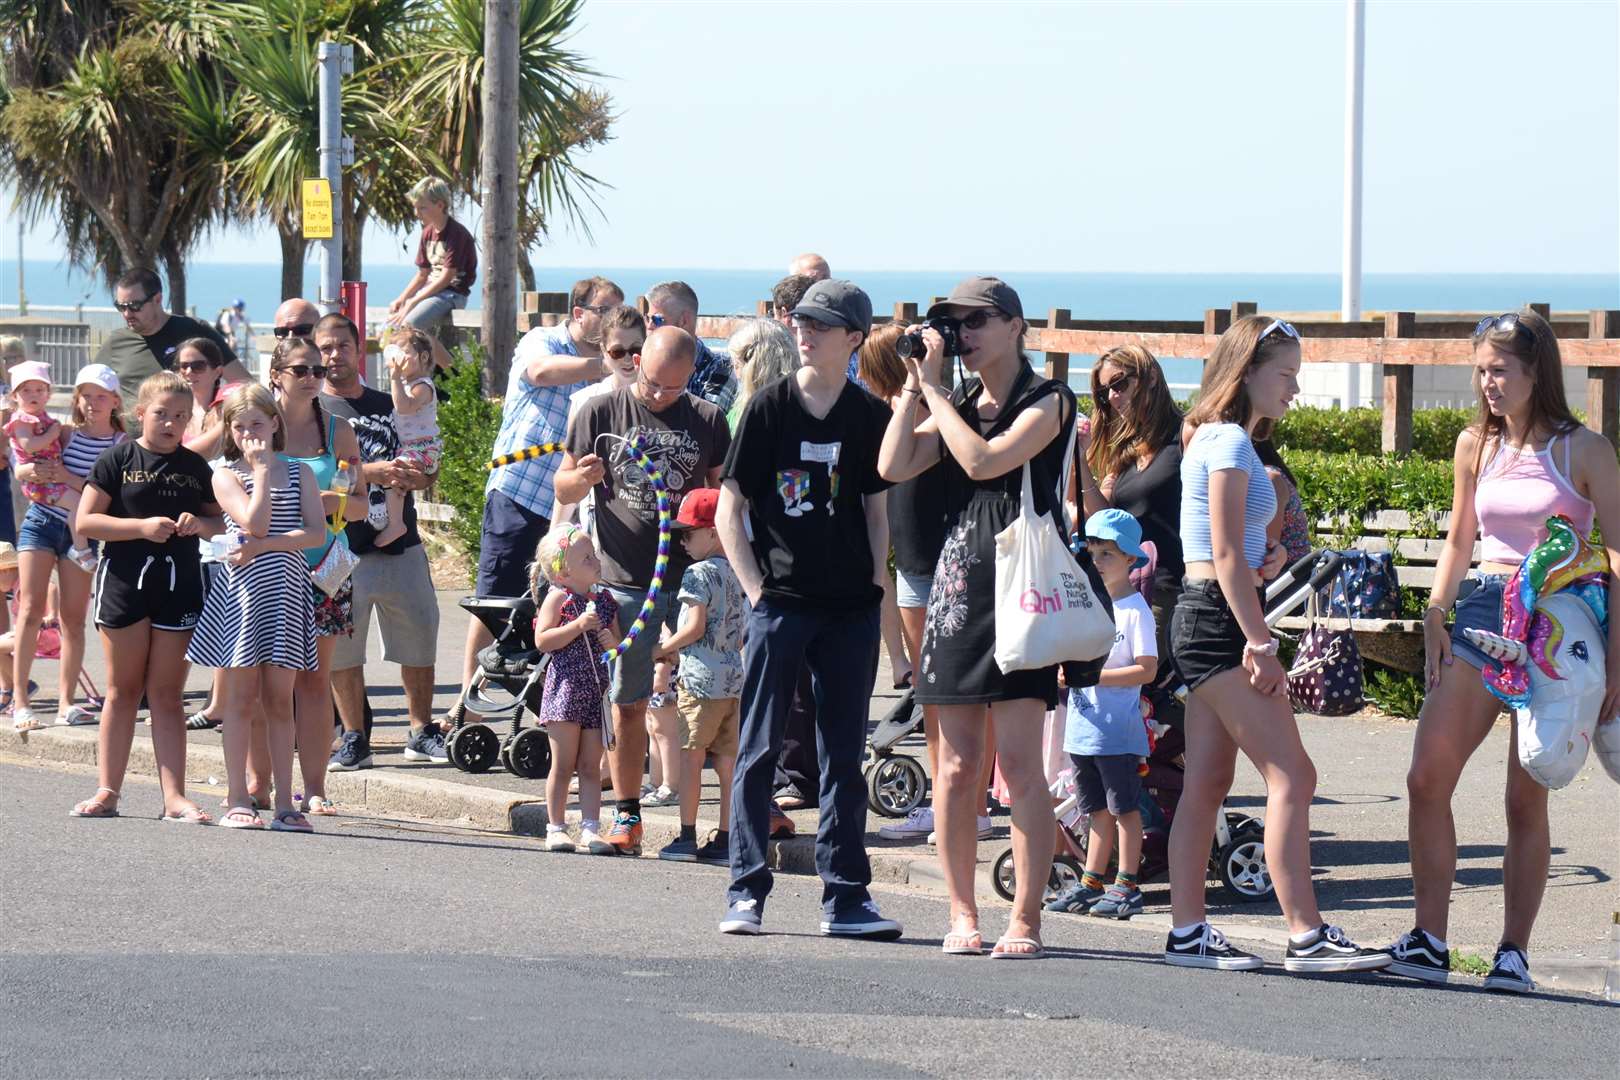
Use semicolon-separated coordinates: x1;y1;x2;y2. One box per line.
316;41;354;316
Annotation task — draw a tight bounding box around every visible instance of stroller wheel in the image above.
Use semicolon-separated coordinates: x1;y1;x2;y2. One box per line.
991;848;1017;902
448;723;500;774
499;737;515;775
507;727;552;779
865;754;927;818
1048;855;1084;904
1217;828;1273;902
1223;811;1262;836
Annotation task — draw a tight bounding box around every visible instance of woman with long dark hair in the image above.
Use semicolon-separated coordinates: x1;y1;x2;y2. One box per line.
1388;310;1620;993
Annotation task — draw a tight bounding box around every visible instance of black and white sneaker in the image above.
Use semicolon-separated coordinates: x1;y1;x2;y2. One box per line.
1164;923;1265;971
1383;927;1450;984
1482;945;1534;994
1283;924;1392;973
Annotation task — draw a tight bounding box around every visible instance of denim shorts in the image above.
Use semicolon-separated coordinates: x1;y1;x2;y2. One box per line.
895;568;933;609
17;503;72;558
403;290;469;331
1170;578;1264;692
1447;573;1508;672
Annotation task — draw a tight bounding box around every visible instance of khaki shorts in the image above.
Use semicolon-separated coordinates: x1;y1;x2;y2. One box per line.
677;691;740;757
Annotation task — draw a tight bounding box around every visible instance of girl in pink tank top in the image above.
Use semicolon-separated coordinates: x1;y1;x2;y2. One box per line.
1395;309;1620;994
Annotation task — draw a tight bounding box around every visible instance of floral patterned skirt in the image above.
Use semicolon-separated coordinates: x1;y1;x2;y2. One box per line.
312;576;354;638
915;490;1059;708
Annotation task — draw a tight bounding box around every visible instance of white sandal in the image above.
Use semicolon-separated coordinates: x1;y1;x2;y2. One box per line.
69;787;120;818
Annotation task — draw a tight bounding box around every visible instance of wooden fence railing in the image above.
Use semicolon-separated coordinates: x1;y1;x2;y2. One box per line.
480;294;1620;453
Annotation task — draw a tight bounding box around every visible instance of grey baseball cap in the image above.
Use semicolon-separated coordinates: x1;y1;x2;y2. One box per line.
791;279;872;335
927;276;1024;320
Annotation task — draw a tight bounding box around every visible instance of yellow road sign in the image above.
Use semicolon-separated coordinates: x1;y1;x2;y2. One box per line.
302;179;334;239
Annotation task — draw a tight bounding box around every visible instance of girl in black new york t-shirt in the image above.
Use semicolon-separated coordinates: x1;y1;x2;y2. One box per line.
71;372;222;823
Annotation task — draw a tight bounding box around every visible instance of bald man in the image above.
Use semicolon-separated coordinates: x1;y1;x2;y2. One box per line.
789;253;831;282
555;326;732;855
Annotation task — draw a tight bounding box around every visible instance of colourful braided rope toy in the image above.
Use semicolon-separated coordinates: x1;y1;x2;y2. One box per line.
486;438;671;663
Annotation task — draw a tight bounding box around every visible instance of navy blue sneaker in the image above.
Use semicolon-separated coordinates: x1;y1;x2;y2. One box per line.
403;724;448;763
820;900;903;941
1482;945;1534;994
1046;882;1106;914
1089;885;1144;920
719;898;762;935
327;730;373;772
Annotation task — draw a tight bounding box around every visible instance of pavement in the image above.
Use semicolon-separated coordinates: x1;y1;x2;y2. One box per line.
4;583;1618;999
3;763;1617;1080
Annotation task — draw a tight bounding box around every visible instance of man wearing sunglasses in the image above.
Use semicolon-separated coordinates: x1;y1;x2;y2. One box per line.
453;277;628;719
556;325;731;855
645;281;736;415
94;267;242;414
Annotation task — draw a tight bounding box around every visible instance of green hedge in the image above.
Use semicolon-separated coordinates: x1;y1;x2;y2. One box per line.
435;346;502;582
1273;405;1474;460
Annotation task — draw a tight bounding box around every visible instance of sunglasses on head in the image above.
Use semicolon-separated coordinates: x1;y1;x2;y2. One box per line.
113;295;153;314
275;364;328;380
273;323;315;339
1474;313;1531;340
1258;319;1300;343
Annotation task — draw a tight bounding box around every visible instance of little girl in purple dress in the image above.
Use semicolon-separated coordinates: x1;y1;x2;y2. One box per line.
531;523;621;854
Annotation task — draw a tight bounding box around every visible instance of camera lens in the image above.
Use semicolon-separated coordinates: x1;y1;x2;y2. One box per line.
896;331;926;360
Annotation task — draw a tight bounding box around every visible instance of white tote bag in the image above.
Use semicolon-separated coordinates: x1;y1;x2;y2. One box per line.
992;425;1115;672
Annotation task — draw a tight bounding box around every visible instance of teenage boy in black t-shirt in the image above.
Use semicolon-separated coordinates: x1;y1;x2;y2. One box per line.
715;279;902;940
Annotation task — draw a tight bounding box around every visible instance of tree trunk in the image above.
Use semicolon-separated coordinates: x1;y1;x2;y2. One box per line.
518;251;536;294
480;0;521;395
160;237;187;318
342;190;366;284
278;225;307;302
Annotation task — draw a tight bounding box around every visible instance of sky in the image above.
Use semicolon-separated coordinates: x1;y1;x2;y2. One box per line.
6;0;1619;275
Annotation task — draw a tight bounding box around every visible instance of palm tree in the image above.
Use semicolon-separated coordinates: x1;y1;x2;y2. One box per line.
402;0;610;288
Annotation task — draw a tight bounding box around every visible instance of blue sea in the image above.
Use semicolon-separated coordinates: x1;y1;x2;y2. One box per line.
4;258;1616;387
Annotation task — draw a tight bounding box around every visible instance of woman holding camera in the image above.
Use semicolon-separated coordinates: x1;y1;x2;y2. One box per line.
879;277;1076;959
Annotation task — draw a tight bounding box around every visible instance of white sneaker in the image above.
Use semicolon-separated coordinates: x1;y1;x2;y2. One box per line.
642;785;678;807
877;805;934;841
544;826;575;853
925;816;994;846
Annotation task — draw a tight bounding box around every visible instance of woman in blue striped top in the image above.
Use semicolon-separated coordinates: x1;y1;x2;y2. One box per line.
1163;315;1388;976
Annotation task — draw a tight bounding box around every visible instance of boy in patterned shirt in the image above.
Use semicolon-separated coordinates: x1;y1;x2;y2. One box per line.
654;487;747;864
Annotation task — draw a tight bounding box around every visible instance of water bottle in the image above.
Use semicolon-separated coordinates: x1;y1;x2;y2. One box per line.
331;458;353;496
1605;911;1620;1002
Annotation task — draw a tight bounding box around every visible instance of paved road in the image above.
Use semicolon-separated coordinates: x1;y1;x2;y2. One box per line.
3;763;1614;1080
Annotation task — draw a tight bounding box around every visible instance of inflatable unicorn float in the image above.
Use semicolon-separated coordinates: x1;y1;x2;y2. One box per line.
1463;514;1620;788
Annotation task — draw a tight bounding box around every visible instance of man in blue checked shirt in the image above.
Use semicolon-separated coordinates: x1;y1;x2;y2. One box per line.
453;274;625;710
644;280;737;415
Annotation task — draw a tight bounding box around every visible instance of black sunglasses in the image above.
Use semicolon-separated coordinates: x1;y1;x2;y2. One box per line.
113;295;154;314
273;323;316;339
1100;371;1136;398
959;309;1007;331
176;360;218;374
275;363;328;380
604;344;642;361
1474;313;1531;340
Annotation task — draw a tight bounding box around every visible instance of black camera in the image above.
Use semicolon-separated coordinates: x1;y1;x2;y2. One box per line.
896;316;962;360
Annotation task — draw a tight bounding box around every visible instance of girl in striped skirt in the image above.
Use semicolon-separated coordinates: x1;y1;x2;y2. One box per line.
186;384;325;832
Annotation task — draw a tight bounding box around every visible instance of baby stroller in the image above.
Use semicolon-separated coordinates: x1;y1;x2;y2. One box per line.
445;594;553;778
864;689;927;817
992;549;1343;908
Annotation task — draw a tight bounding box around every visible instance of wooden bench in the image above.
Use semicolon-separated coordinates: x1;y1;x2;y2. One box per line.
1274;510;1480;674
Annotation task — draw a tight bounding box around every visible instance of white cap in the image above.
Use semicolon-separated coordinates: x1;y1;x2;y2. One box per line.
7;360;51;391
74;363;120;394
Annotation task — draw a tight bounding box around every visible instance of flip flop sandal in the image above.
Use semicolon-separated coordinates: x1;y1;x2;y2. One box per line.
270;810;314;834
69;787;120;818
942;929;986;956
220;806;264;830
989;935;1046;960
12;707;43;732
161;806;214;826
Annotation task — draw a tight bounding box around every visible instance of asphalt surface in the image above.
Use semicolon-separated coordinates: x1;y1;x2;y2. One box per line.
3;762;1615;1080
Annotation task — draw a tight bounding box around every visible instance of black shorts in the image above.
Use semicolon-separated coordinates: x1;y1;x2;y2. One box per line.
1170;578;1265;692
1070;752;1144;816
94;552;205;632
